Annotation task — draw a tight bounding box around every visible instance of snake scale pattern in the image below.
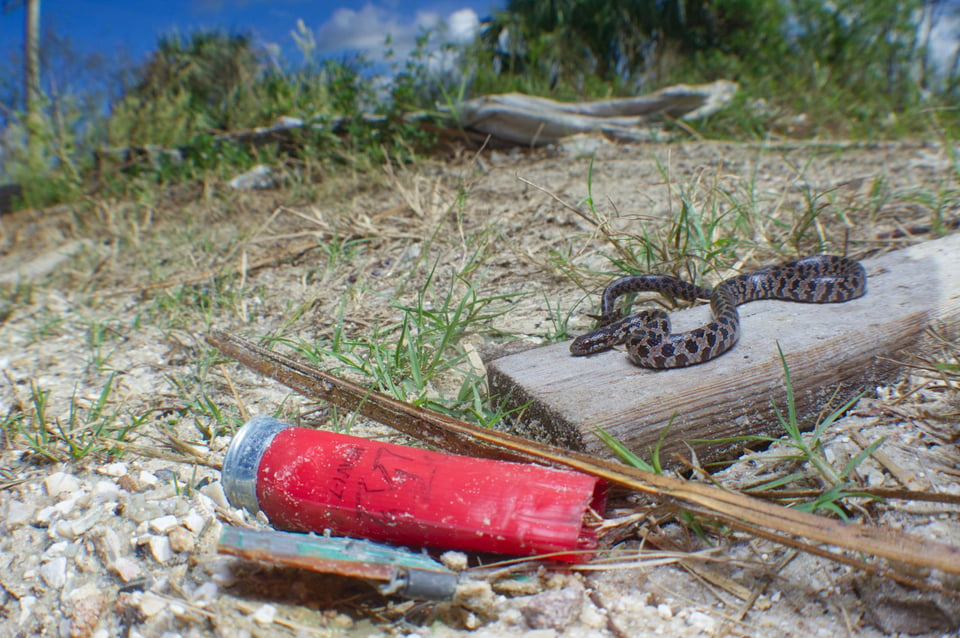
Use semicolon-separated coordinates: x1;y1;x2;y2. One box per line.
569;255;867;369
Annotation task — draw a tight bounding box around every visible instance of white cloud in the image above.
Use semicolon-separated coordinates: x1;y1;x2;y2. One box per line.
928;13;960;75
448;8;480;43
316;5;396;51
314;3;478;58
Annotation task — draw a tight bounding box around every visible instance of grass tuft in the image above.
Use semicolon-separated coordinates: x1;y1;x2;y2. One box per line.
7;375;145;462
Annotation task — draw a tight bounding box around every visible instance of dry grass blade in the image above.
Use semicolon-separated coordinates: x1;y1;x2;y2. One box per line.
109;439;222;469
744;485;960;506
516;174;637;265
94;239;321;297
721;550;799;634
206;330;960;585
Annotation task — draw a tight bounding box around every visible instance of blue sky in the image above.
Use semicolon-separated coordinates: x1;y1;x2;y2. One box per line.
0;0;501;70
2;1;959;97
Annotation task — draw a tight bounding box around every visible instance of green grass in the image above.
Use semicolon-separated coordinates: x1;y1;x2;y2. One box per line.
82;316;125;372
276;254;524;425
594;416;674;475
161;347;251;441
6;375;146;462
690;345;882;519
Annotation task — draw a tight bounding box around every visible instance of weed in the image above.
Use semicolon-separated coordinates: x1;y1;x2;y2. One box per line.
595;415;714;539
278;257;523;425
269;235;375;336
163;351;245;441
12;375;145;461
594;416;675;475
84;317;125;371
56;375;121;459
24;310;65;345
541;290;583;343
17;381;56;461
150;278;253;330
694;344;880;519
314;236;374;277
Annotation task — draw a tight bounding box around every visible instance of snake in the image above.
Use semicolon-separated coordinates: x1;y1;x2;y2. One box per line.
569;255;867;369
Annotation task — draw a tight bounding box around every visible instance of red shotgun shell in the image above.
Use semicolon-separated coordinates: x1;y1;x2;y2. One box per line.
222;417;607;561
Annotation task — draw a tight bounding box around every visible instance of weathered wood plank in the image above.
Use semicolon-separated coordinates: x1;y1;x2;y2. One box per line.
488;234;960;463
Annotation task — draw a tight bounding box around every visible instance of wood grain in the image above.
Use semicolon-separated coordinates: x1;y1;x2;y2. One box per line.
488;234;960;463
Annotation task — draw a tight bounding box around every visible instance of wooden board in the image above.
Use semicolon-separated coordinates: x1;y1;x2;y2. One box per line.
487;234;960;464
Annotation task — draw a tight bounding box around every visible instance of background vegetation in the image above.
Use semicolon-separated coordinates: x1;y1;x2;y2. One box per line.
1;0;958;210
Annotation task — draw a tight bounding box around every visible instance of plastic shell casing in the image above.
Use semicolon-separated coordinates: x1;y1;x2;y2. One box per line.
221;417;607;562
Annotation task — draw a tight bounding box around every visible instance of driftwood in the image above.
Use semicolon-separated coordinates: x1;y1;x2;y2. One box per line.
456;80;737;146
487;234;960;463
206;329;960;589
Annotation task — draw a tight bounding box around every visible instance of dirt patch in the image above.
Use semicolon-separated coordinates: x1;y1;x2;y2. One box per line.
1;138;959;636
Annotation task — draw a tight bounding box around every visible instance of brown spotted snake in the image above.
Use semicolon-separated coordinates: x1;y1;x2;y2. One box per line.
569;255;866;368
